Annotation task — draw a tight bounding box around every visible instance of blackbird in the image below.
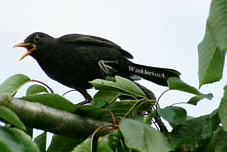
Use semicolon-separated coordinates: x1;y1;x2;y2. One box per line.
14;32;180;103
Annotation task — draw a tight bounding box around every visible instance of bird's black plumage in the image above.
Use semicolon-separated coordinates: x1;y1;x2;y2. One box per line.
15;32;180;103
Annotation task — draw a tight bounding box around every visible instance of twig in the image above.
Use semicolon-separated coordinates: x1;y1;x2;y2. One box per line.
153;113;168;135
134;82;156;100
30;79;54;93
76;99;90;105
124;99;142;118
135;83;169;136
104;109;116;127
156;89;170;108
90;125;112;152
62;89;77;96
151;119;160;131
170;102;190;106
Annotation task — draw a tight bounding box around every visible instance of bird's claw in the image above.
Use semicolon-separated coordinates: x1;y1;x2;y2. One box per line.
98;60;117;76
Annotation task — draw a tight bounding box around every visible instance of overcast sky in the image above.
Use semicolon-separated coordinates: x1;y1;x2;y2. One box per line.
1;0;226;123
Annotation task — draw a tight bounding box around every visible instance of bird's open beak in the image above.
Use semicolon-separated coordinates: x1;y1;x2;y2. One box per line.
13;43;36;60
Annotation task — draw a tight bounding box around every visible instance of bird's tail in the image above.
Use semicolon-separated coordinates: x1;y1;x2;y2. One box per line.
128;63;181;86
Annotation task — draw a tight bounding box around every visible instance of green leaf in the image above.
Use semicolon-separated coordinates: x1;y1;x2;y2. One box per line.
218;86;227;131
186;115;194;121
74;105;105;120
170;110;220;147
11;128;40;152
72;137;113;152
93;101;106;108
90;76;146;97
0;74;30;96
197;0;227;87
26;84;48;96
72;138;91;152
34;132;47;152
187;95;203;105
119;119;172;152
168;77;200;95
47;135;82;152
201;127;221;152
107;130;122;151
171;137;198;151
91;90;120;105
198;29;226;87
207;0;227;50
188;94;213;105
100;100;138;121
20;94;76;113
75;100;144;121
144;112;155;124
97;136;114;152
168;77;213;103
0;106;26;130
25;128;33;138
214;129;227;152
0;140;13;152
158;106;187;127
0;127;40;152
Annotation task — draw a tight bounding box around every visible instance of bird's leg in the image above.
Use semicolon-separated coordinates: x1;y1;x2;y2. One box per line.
76;88;92;105
98;60;117;75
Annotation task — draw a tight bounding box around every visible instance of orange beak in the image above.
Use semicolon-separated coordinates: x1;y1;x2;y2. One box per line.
13;43;36;60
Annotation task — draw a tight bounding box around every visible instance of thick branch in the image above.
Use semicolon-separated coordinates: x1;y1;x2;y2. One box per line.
0;94;108;138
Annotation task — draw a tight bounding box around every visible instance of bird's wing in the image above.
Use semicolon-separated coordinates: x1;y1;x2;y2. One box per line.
59;34;133;59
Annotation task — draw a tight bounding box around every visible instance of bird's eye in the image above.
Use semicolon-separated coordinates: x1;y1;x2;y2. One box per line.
34;35;40;42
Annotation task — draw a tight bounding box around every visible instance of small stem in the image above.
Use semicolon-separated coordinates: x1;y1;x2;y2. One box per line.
156;89;170;109
151;106;160;130
157;89;170;102
119;139;126;151
76;99;90;105
170;102;189;106
90;125;112;152
130;82;169;137
152;105;157;111
152;105;168;135
152;119;160;131
124;99;142;118
104;109;116;127
153;112;168;135
148;99;157;104
62;90;77;96
132;96;138;100
30;80;54;93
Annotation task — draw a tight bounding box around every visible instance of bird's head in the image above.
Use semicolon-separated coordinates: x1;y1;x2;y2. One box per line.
14;32;55;60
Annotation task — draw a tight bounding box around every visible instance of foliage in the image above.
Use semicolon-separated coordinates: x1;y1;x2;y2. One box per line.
0;0;226;151
198;0;227;87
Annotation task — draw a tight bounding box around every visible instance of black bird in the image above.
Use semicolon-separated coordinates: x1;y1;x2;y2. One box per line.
14;32;180;103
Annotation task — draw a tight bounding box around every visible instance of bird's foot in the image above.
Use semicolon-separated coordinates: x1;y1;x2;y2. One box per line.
76;98;91;105
76;88;92;105
98;60;117;75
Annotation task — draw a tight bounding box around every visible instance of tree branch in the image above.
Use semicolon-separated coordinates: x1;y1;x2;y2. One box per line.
134;82;169;135
0;94;109;139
